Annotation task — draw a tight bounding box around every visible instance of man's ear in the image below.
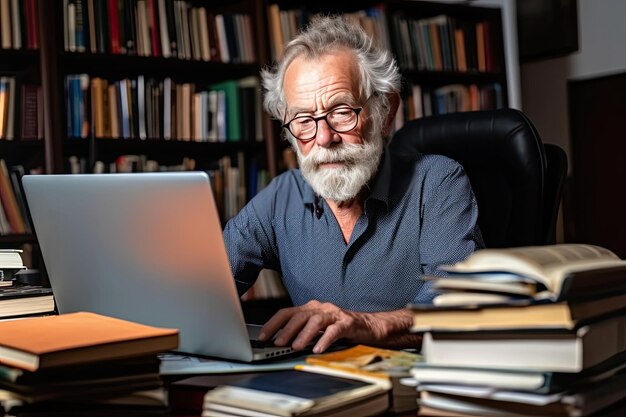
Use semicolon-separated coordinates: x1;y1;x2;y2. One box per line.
382;92;401;138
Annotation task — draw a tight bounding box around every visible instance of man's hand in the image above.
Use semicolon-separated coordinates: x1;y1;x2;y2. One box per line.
257;300;421;354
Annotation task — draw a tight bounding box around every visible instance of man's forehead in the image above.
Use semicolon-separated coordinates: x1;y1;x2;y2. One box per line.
283;51;362;112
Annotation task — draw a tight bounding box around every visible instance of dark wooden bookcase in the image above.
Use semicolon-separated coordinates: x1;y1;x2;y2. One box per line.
39;0;276;178
0;44;43;265
2;0;510;298
262;0;509;173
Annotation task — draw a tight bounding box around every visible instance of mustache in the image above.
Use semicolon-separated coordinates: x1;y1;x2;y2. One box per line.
300;143;367;167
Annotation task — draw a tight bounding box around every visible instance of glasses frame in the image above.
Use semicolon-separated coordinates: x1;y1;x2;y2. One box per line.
281;93;377;142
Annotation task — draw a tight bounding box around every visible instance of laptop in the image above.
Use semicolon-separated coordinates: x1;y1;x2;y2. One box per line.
22;172;295;362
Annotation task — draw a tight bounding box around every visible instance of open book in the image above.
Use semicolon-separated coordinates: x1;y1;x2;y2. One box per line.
429;244;626;304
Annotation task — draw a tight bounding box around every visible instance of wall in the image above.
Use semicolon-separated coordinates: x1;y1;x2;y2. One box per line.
520;0;626;171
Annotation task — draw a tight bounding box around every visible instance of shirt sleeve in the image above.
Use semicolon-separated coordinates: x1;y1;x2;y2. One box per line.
223;182;280;296
415;158;484;303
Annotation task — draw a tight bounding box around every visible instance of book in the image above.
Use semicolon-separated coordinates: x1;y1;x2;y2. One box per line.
410;350;626;394
0;355;159;386
0;159;26;234
0;312;179;371
169;373;292;416
0;284;54;319
203;370;389;417
0;249;25;269
19;84;40;140
410;292;626;332
0;363;162;402
422;313;626;372
297;345;421;412
2;389;169;417
431;244;626;303
418;371;626;417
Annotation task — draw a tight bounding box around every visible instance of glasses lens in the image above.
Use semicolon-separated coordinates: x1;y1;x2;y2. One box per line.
328;108;358;133
289;117;317;140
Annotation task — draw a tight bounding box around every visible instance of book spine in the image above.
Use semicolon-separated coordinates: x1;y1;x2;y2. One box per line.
146;0;161;57
107;0;120;53
20;85;39;140
0;159;25;234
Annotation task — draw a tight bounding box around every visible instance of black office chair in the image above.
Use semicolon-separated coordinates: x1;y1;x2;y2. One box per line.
389;108;568;248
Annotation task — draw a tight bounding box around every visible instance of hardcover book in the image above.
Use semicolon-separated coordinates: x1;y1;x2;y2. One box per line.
0;284;54;319
0;312;178;371
426;244;626;304
203;369;389;417
422;313;626;372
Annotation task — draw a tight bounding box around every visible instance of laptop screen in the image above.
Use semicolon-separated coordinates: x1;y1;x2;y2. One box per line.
23;172;257;361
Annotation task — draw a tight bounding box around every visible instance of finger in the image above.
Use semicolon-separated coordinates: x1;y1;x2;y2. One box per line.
274;310;322;346
291;315;330;351
258;308;296;341
312;323;344;354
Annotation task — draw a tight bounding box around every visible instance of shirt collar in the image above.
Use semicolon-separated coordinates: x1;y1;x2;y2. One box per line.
300;147;392;210
365;148;391;209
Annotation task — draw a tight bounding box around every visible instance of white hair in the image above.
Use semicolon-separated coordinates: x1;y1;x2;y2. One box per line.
261;15;401;134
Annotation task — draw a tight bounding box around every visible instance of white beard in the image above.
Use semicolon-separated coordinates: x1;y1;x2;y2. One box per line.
296;133;384;203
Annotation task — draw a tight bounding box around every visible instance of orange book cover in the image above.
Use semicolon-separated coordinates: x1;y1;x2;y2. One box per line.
0;312;179;371
454;28;467;72
304;345;421;380
428;22;443;71
267;4;284;60
475;22;486;72
0;159;25;234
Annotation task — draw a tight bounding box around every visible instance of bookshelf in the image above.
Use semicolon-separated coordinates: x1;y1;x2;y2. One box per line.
264;0;509;172
0;0;42;266
1;0;510;292
39;0;275;221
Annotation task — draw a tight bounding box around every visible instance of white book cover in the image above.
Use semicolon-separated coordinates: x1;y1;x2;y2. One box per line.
214;14;229;63
67;2;76;52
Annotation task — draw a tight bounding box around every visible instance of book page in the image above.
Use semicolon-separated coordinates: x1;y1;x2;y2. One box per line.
441;244;624;292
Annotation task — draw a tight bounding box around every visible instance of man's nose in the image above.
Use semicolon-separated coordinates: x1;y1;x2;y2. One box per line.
314;119;340;147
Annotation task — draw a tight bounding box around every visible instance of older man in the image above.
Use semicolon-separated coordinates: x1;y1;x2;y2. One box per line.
223;16;483;353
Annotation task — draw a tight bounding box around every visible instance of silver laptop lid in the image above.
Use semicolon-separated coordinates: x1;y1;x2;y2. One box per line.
23;172;255;362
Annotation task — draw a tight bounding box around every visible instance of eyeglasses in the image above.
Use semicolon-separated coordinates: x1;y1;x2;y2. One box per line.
282;105;363;142
282;94;378;142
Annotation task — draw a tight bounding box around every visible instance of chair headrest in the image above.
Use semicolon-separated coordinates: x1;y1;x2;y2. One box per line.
390;109;547;181
389;109;548;248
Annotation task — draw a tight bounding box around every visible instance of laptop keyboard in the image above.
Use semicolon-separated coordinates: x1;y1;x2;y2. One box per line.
250;339;277;348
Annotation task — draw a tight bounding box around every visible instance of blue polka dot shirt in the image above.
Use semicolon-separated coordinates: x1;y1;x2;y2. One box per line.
223;149;484;312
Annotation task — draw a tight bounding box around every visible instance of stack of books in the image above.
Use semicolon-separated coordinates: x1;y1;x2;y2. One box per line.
0;249;54;320
0;312;179;416
167;345;421;416
408;244;626;416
